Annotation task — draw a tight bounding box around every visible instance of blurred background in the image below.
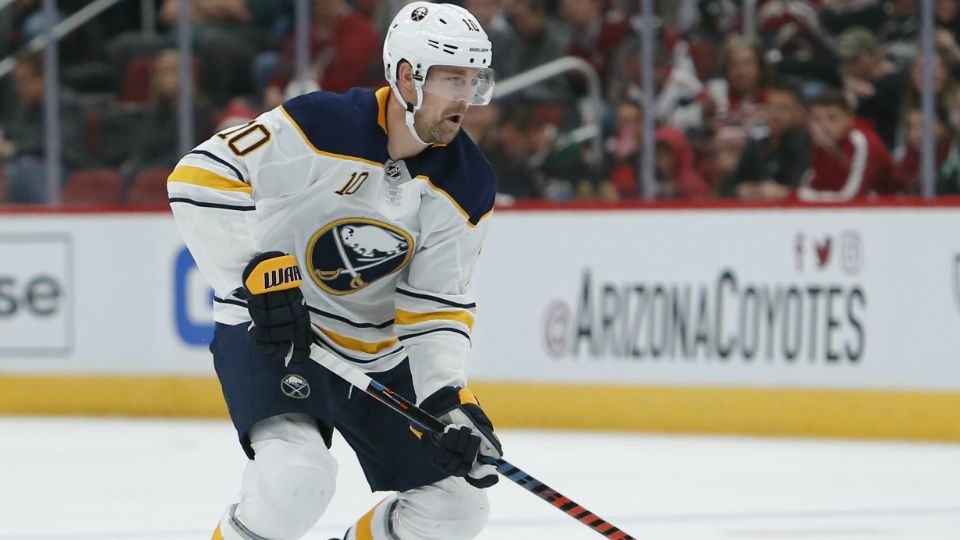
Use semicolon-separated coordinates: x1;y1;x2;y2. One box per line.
2;0;960;205
1;1;960;538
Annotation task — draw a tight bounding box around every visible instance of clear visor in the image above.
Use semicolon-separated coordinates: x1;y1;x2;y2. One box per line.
421;67;495;106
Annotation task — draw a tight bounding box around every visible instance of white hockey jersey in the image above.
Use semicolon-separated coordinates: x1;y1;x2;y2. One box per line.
167;87;497;402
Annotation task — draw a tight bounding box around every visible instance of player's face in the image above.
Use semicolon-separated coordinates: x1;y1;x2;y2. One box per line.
414;66;491;144
414;91;468;144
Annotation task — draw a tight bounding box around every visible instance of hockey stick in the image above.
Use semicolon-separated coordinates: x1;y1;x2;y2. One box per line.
309;343;637;540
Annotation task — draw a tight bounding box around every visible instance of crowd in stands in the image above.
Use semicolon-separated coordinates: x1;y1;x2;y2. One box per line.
2;0;960;206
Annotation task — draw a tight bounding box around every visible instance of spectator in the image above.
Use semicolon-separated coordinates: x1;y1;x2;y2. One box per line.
2;0;62;52
895;104;960;194
561;0;629;93
902;49;960;129
608;35;704;134
160;0;283;106
834;26;903;149
606;100;643;199
702;125;747;193
877;0;921;67
758;0;833;62
819;0;888;36
0;51;84;204
763;1;841;92
119;50;213;194
723;81;812;200
462;101;501;154
703;36;771;139
797;89;895;202
496;0;571;103
488;104;595;201
606;100;708;200
486;105;546;200
684;0;741;45
939;0;960;41
654;128;710;199
263;0;382;109
934;0;960;73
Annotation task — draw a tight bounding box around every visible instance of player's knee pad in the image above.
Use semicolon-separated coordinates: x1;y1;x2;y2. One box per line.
234;413;338;539
393;476;490;540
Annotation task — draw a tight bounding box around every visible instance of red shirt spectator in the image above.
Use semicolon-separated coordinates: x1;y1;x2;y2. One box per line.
607;103;708;200
265;0;381;108
654;127;711;199
797;90;894;202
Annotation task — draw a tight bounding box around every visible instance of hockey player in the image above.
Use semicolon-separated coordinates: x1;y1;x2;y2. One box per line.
167;3;501;539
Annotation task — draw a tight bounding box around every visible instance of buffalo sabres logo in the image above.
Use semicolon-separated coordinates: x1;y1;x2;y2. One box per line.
306;218;414;295
411;6;428;20
281;374;310;399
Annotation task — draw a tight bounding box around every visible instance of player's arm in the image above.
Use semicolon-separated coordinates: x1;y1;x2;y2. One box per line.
167;123;260;305
395;215;487;401
167;108;312;322
395;204;501;487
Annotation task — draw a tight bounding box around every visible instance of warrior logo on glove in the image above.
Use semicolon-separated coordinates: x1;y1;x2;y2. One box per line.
244;255;303;295
237;251;313;365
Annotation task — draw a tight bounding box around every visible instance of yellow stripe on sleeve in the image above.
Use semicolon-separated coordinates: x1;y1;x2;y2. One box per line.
167;165;252;194
318;327;399;354
395;308;475;331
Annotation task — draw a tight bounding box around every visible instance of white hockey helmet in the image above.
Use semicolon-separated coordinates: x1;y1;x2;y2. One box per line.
383;2;495;142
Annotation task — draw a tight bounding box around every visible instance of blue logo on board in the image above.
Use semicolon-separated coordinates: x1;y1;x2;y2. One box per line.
174;246;214;345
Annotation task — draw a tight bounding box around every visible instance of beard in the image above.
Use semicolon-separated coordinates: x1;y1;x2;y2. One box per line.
413;107;464;144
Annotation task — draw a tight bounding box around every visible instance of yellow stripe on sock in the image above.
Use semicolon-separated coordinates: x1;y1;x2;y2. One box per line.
354;499;383;540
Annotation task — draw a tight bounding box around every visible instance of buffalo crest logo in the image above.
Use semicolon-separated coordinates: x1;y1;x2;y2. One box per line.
411;6;428;20
306;218;414;295
281;374;310;399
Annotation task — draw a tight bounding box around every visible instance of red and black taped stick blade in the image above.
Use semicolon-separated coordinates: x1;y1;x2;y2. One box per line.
479;456;636;539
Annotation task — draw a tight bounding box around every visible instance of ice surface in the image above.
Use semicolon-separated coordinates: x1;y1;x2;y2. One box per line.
1;417;958;539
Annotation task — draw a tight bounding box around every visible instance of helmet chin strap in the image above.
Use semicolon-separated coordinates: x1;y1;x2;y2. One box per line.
389;79;430;146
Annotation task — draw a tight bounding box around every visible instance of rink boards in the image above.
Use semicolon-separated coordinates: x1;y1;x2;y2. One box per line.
1;203;959;440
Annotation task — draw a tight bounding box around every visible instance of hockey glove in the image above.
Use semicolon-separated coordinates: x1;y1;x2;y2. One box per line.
236;251;311;365
415;386;502;488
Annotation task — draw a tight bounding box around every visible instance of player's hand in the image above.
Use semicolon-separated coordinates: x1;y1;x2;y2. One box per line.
415;386;502;488
236;251;311;365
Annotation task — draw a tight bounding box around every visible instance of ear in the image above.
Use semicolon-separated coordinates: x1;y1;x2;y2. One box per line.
396;61;416;104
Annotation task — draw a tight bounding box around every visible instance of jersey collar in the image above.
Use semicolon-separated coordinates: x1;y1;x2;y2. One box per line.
376;87;390;134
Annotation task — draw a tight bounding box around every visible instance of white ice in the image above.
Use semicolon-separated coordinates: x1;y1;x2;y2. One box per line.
1;417;959;540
